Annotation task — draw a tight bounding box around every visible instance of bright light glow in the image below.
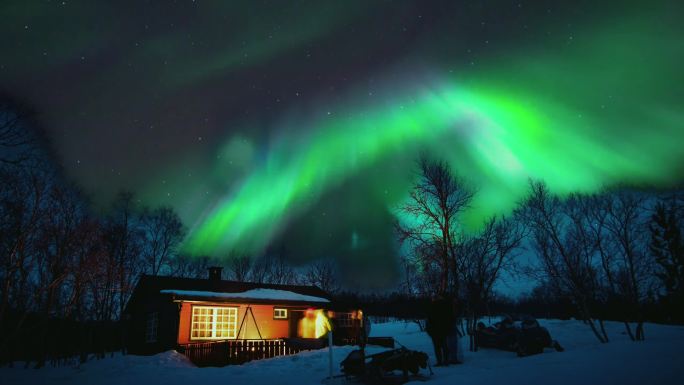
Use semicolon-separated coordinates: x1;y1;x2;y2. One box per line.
190;306;237;340
298;309;331;338
314;309;332;338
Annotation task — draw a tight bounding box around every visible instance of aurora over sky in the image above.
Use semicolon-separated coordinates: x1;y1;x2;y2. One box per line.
1;0;682;286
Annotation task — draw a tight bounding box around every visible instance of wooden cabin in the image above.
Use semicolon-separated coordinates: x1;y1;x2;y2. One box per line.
124;267;365;365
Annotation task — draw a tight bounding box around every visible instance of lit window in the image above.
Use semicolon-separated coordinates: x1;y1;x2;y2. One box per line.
191;306;238;340
145;312;158;343
274;308;288;319
336;312;354;327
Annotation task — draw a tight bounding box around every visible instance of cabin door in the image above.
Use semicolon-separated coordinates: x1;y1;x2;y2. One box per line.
289;310;305;338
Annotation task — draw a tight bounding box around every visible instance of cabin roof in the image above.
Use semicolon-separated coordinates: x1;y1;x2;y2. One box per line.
159;288;330;304
125;274;331;313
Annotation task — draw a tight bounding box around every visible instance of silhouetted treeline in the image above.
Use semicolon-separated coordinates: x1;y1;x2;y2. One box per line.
0;100;348;367
397;158;684;347
0;99;195;366
2;100;684;366
334;292;431;319
1;312;123;367
336;281;682;328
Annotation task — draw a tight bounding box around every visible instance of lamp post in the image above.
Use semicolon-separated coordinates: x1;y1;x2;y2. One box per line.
328;330;334;379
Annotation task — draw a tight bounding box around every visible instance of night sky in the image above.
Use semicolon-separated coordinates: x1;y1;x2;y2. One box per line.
1;1;683;288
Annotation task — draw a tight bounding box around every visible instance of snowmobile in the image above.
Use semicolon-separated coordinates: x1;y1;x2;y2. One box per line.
475;315;564;357
340;346;431;384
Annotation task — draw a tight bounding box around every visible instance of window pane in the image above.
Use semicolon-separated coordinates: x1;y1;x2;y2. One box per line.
274;308;287;319
145;312;158;343
190;306;237;340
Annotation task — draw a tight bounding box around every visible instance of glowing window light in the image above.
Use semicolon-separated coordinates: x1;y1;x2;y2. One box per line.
314;309;331;338
274;308;288;319
298;308;331;338
190;306;238;340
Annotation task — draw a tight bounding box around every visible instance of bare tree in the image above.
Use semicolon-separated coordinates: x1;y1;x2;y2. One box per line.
226;252;252;282
168;254;213;279
0;98;34;166
395;158;475;296
399;255;420;297
140;206;185;275
304;259;339;293
249;255;272;284
32;182;89;367
0;166;50;356
458;215;525;350
516;180;609;343
63;217;103;322
603;190;653;340
578;189;656;341
264;254;300;285
100;192;143;321
650;194;684;322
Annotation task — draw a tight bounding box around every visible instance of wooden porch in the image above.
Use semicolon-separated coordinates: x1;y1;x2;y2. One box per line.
178;339;309;367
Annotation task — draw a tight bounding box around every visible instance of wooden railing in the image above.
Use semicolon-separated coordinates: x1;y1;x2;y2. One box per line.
179;339;305;367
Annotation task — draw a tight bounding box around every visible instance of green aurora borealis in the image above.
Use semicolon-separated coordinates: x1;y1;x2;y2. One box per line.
1;1;682;285
184;10;684;257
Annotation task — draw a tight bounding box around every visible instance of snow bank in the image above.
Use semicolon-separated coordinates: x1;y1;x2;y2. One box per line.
396;319;684;385
160;288;330;303
2;319;683;385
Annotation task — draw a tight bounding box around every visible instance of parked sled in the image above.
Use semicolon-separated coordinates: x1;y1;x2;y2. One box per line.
340;346;430;384
475;315;564;357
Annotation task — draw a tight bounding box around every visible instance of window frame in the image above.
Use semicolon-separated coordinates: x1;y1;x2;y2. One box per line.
335;312;354;328
190;305;238;341
145;311;159;343
273;307;288;320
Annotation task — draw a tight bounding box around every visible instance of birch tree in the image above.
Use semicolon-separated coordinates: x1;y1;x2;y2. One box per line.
516;180;609;343
395;158;474;296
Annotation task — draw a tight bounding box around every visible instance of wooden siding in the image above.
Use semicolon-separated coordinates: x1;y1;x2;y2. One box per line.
177;301;307;344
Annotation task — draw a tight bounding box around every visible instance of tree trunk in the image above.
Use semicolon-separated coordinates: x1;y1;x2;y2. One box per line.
471;316;478;352
635;321;645;341
598;319;610;342
576;300;608;344
623;321;635;341
468;319;475;352
583;315;608;344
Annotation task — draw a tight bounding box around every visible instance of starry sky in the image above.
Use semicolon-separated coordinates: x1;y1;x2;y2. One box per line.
1;0;683;288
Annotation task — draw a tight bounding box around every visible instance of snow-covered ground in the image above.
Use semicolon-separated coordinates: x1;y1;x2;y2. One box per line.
2;319;683;385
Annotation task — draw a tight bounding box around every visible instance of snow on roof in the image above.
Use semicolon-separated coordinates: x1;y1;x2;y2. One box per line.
160;288;330;303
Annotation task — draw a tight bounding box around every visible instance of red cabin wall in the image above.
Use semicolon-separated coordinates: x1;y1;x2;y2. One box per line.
177;303;192;344
177;301;303;344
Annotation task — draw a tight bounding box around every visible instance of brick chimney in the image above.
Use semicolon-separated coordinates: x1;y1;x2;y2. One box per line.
208;266;223;281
